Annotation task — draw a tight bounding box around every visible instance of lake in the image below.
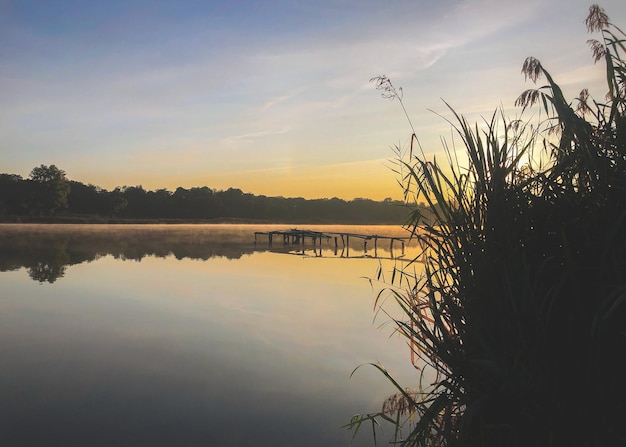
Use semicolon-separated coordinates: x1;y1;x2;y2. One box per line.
0;224;422;446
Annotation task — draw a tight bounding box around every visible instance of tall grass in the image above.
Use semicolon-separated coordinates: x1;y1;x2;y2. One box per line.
349;5;626;446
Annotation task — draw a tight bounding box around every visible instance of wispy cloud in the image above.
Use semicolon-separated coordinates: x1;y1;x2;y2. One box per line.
226;128;291;142
261;95;292;112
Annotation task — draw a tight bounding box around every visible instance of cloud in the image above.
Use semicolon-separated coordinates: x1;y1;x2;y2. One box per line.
226;128;291;142
261;95;292;112
260;85;313;112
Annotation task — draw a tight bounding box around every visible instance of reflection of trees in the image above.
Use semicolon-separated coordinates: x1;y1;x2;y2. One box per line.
0;226;261;283
0;225;416;283
27;262;67;283
16;238;70;283
23;239;70;283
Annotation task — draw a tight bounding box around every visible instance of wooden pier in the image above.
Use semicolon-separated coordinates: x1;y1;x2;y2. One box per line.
254;228;408;258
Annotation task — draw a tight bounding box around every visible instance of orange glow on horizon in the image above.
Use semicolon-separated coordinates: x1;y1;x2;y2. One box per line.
77;159;405;201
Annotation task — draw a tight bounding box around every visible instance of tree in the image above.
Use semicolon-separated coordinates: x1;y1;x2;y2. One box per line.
66;181;107;215
28;165;71;216
109;187;128;217
0;174;26;216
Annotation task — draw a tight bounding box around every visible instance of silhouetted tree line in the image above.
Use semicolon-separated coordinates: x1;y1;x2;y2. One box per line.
0;165;417;223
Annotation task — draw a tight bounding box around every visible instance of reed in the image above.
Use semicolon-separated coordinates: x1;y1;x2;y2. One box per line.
349;5;626;446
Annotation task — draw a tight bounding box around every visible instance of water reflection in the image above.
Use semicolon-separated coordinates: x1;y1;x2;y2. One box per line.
0;224;418;283
255;229;411;260
0;224;420;447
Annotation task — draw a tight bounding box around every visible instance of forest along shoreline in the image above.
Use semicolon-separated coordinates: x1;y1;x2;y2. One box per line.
0;166;436;225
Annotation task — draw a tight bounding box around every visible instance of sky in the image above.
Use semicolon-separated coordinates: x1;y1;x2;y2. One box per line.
2;0;625;200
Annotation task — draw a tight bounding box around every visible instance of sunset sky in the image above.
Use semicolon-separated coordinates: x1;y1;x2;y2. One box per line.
2;0;625;200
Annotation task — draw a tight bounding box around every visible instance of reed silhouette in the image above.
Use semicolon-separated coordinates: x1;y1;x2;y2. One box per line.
350;5;626;446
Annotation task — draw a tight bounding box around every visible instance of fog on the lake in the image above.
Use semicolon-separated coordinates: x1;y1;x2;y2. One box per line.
0;224;424;447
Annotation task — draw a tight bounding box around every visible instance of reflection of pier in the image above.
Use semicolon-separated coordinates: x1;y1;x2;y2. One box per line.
254;229;408;259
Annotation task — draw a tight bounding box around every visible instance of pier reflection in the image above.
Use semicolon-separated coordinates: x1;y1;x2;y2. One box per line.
0;224;418;283
254;228;414;260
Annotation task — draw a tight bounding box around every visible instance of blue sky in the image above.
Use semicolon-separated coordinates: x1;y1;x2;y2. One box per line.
2;0;625;199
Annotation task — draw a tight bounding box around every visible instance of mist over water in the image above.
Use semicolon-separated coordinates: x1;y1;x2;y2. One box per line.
0;224;420;447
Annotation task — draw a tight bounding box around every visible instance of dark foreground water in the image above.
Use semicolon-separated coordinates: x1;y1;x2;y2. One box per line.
0;224;421;447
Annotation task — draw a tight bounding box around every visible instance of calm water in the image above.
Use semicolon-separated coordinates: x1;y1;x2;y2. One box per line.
0;224;421;447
